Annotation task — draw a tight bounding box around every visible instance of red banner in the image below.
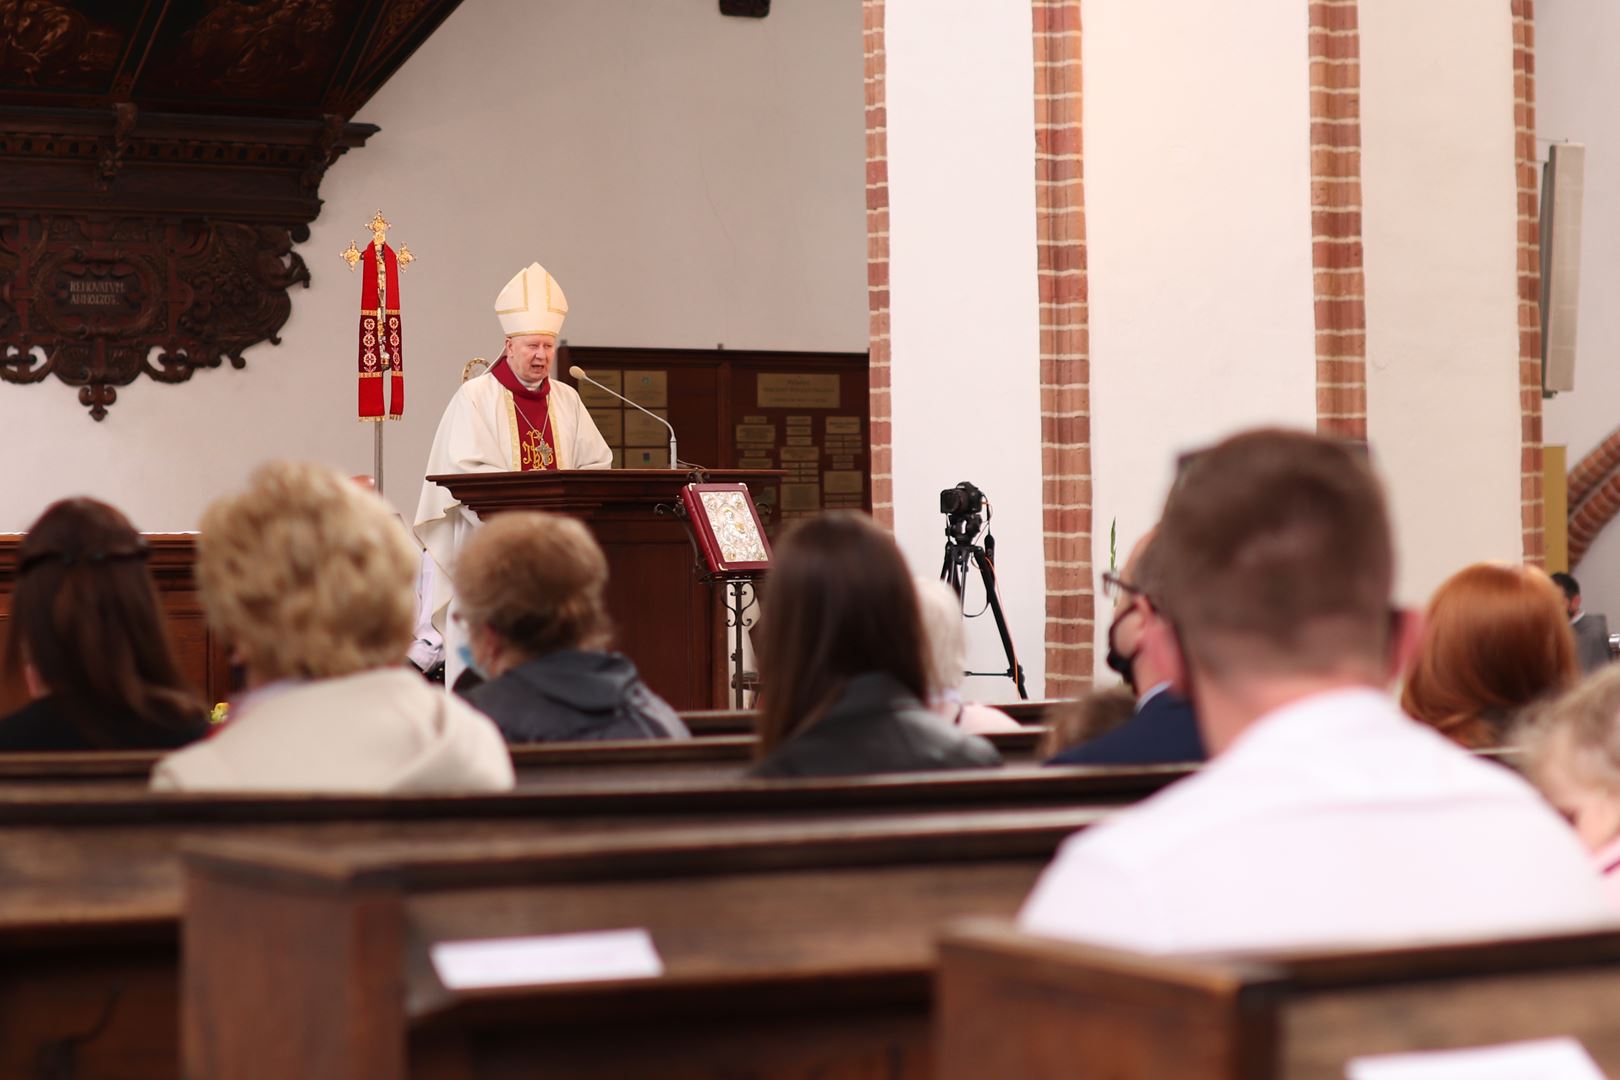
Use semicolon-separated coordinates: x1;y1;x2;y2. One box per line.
357;242;405;420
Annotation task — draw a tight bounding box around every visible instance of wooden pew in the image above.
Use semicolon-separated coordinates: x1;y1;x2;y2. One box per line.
0;765;1180;1078
180;809;1103;1080
0;726;1053;793
934;920;1620;1080
680;699;1058;736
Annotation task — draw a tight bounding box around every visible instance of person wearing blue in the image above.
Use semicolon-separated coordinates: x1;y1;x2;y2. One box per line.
1047;530;1205;766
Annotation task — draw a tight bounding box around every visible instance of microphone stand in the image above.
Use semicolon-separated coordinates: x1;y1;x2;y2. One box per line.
569;365;679;469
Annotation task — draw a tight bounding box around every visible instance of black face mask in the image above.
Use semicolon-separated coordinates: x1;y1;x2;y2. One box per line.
1104;605;1139;694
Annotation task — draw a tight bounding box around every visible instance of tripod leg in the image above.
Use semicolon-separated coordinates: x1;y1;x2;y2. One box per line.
971;548;1028;699
941;545;967;599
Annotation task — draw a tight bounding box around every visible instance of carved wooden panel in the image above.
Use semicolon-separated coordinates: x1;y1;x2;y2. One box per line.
0;215;310;418
0;0;471;418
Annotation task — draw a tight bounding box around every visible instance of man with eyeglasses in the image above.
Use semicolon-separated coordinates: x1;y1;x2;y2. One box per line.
1021;428;1612;953
1046;530;1203;765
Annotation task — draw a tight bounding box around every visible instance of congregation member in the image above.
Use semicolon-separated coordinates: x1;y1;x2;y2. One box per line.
415;261;613;687
1038;685;1137;760
152;462;513;792
455;511;687;742
750;512;1001;778
0;499;208;751
1517;666;1620;909
915;577;1022;735
1020;429;1612;953
1552;571;1614;675
1046;530;1203;765
1401;563;1578;749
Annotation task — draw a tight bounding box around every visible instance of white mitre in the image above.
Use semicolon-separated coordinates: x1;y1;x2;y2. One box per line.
494;262;568;338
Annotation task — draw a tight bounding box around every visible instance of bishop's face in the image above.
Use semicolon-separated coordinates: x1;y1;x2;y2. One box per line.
505;334;556;385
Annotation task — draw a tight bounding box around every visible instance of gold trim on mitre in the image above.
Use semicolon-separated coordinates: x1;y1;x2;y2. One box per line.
494;262;569;339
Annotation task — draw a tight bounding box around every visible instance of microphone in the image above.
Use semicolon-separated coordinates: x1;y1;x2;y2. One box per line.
569;365;678;469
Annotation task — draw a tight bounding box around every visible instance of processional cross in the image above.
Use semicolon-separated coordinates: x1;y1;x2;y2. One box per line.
341;210;416;495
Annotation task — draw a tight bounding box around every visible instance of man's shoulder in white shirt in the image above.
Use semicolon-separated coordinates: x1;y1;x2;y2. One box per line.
1020;687;1615;954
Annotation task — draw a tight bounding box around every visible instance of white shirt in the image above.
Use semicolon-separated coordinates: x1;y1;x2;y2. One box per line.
1135;681;1171;711
1020;688;1615;954
152;668;514;794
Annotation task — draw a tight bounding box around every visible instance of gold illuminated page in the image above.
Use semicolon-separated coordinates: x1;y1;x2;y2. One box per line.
699;489;769;565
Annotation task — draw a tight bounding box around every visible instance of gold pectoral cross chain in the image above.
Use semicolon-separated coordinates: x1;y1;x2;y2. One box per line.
518;413;555;470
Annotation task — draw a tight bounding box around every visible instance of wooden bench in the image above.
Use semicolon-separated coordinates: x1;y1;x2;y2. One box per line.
681;699;1057;736
0;726;1053;792
934;920;1620;1080
0;766;1181;1078
180;809;1103;1080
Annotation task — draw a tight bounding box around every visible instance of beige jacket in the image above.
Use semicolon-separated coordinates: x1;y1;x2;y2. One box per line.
151;668;514;793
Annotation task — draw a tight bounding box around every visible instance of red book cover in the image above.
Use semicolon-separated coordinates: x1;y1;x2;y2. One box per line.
679;483;772;574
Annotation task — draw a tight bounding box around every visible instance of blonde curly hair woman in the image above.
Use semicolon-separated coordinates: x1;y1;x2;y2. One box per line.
152;462;512;792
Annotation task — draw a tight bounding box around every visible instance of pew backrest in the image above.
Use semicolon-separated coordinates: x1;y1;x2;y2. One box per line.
181;808;1105;1080
934;919;1620;1080
0;723;1055;789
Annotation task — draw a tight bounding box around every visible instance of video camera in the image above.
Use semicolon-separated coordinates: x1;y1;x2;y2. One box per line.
940;481;986;517
940;481;987;545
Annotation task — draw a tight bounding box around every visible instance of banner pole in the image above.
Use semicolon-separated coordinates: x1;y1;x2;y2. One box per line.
374;422;385;497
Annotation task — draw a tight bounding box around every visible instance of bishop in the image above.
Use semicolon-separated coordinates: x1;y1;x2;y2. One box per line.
414;262;613;683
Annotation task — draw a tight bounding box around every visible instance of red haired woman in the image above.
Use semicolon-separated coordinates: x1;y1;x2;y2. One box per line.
1402;563;1579;748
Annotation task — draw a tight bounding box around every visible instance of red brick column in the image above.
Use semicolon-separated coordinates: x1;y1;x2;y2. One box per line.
1570;473;1620;566
1569;428;1620;507
1309;0;1368;441
1032;0;1093;695
1514;0;1544;566
864;0;893;527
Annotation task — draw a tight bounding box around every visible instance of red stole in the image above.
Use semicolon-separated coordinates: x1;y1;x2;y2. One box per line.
492;353;559;471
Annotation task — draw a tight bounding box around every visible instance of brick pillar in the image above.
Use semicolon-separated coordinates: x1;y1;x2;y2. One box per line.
1514;0;1545;566
1567;426;1620;565
864;0;893;527
1309;0;1368;441
1032;0;1092;695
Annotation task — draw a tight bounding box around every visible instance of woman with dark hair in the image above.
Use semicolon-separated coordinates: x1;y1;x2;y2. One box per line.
750;511;1000;778
0;499;208;751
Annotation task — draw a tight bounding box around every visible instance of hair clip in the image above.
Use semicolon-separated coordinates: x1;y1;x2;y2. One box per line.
17;544;152;576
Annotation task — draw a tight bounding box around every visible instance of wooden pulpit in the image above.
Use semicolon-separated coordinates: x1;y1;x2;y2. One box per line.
427;469;783;710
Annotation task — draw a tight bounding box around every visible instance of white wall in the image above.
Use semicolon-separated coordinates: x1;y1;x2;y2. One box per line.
1082;0;1319;672
884;0;1048;700
0;0;866;531
1360;0;1523;605
1540;0;1620;614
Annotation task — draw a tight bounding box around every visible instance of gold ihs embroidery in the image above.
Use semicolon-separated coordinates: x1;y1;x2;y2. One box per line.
520;427;555;471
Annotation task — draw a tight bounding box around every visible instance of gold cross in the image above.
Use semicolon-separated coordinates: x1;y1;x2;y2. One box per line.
340;212;418;272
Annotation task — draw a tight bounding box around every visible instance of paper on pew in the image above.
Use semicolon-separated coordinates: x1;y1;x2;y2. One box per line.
1347;1037;1608;1080
431;928;664;990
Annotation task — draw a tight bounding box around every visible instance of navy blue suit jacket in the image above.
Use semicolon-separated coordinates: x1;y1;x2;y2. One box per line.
1046;688;1206;766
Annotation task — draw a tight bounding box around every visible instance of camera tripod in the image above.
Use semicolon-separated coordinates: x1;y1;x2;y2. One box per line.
940;521;1028;700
